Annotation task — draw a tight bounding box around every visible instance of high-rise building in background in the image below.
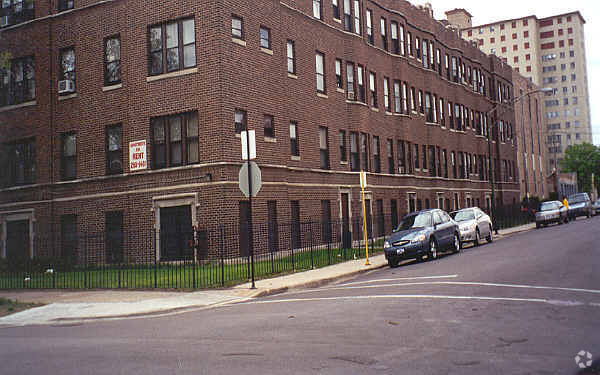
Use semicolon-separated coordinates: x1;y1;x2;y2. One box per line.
448;9;592;174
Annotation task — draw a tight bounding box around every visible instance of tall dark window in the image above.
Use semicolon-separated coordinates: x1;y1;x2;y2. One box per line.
357;65;365;102
343;0;352;31
58;0;74;11
61;132;77;181
151;111;199;169
429;146;436;176
106;124;123;175
332;0;340;19
232;15;244;39
397;140;405;174
335;59;343;89
1;138;35;187
105;211;124;264
387;139;394;174
373;136;380;173
312;0;322;19
259;26;271;49
104;35;121;86
315;51;326;93
264;114;275;138
1;0;34;28
0;55;35;106
350;132;359;171
60;214;78;262
339;130;347;162
391;199;398;229
290;121;299;156
287;40;296;74
319;126;330;170
59;47;76;94
321;200;332;243
366;9;373;44
369;72;377;108
380;17;388;51
391;21;399;54
425;92;433;122
360;133;369;171
414;144;419;169
267;201;279;252
234;109;247;134
148;18;196;76
443;149;448;178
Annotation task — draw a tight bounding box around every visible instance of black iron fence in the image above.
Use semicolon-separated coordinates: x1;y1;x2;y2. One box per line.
0;205;532;290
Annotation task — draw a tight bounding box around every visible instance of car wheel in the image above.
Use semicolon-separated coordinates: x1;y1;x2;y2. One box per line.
487;225;493;242
388;259;399;268
474;229;480;247
428;239;438;260
452;233;461;253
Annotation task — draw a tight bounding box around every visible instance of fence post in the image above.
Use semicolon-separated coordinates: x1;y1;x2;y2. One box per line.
310;223;314;270
84;234;88;289
220;224;225;287
154;230;158;289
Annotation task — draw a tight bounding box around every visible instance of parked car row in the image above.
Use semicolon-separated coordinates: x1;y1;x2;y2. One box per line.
535;192;597;229
383;207;493;267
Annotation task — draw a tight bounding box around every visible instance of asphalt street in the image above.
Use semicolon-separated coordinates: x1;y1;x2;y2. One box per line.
1;216;599;375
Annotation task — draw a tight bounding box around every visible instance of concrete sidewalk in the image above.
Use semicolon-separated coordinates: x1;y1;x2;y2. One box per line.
0;222;534;327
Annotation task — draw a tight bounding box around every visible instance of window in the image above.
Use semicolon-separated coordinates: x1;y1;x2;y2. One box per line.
58;0;74;11
402;82;408;114
313;0;322;19
407;32;412;56
106;125;123;175
264;114;275;138
425;92;432;122
1;0;34;28
0;55;35;107
360;133;369;171
369;72;377;107
422;146;427;171
439;97;444;126
415;36;421;59
151;111;199;169
414;144;419;169
1;138;35;187
387;139;394;174
410;87;416;112
287;40;296;74
383;77;390;111
148;18;196;75
59;47;76;93
61;132;77;180
60;214;78;262
232;15;244;39
259;26;271;49
373;136;380;173
391;21;399;54
397;140;406;174
353;0;361;34
399;24;406;55
524;42;530;49
393;81;401;113
319;126;330;169
357;65;365;102
105;211;124;264
343;0;352;31
234;109;246;134
315;52;326;93
366;9;373;44
339;130;347;162
422;39;428;68
381;17;388;51
332;0;340;19
418;90;424;114
350;132;359;171
104;35;121;86
346;62;355;98
290;122;299;156
524;30;529;38
335;59;343;89
501;35;505;42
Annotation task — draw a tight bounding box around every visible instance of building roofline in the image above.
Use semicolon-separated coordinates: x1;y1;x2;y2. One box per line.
461;10;585;31
445;8;472;18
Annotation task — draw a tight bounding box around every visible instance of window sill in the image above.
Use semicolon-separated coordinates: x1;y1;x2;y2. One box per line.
288;73;298;79
291;155;301;161
58;93;78;101
147;67;198;82
385;111;393;116
232;38;246;46
102;83;122;92
264;136;277;143
317;92;328;99
333;18;342;24
425;122;438;126
340;161;348;165
260;47;273;55
336;88;345;93
370;107;380;112
0;100;36;113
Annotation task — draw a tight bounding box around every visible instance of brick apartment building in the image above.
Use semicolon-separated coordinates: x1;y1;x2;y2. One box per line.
450;9;592;174
0;0;519;264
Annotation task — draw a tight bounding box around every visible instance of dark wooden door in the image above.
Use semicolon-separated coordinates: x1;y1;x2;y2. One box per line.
6;220;29;261
160;205;192;261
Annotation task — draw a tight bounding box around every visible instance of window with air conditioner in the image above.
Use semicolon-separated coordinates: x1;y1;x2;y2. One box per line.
59;47;76;94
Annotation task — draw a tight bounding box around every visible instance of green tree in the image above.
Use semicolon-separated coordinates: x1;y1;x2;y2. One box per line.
0;51;11;70
561;143;600;194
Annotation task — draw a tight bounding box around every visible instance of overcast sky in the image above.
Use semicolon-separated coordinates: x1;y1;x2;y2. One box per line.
417;0;600;145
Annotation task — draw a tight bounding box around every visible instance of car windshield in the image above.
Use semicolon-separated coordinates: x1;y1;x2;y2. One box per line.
451;210;475;222
396;213;431;231
540;202;557;211
568;194;587;203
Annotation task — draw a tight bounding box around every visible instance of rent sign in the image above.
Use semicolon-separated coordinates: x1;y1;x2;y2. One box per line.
129;140;148;171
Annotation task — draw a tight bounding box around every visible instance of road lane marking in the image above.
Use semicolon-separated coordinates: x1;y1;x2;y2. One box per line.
340;274;459;287
241;294;598;307
328;281;600;295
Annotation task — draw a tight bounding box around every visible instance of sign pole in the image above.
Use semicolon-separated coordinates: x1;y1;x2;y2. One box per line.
245;125;256;289
361;171;370;266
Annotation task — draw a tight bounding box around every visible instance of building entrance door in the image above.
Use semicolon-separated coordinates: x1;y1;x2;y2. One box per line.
341;193;351;249
6;220;30;261
159;205;192;261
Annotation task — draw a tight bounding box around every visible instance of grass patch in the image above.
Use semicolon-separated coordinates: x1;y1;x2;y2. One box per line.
0;297;43;317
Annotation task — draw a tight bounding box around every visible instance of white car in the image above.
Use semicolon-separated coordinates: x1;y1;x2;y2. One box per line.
450;207;493;246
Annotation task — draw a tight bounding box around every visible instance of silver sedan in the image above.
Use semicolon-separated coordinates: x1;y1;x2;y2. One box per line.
535;201;568;228
450;207;493;246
